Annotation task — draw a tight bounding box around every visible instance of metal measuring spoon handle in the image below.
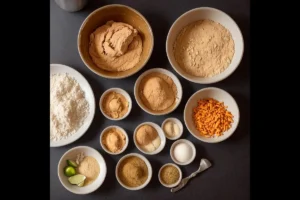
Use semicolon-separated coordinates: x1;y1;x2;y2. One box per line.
170;158;212;193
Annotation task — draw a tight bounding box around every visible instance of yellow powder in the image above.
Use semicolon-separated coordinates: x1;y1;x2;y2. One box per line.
173;19;235;77
77;156;100;186
139;72;177;111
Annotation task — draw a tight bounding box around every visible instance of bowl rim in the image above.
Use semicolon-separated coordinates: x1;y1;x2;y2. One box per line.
77;4;154;79
158;163;182;188
100;125;129;155
161;117;183;140
99;87;132;121
57;146;107;194
115;153;152;190
133;121;166;155
170;139;196;166
134;67;183;116
184;87;240;143
166;6;244;84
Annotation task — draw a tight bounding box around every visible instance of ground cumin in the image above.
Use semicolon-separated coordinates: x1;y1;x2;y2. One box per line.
139;72;177;111
160;165;179;185
118;156;148;187
77;156;100;186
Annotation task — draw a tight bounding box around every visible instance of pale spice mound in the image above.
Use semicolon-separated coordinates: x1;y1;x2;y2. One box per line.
50;73;89;141
173;19;235;77
89;20;143;72
136;124;161;152
139;72;177;111
102;128;126;153
118;156;148;187
77;156;100;186
102;92;129;119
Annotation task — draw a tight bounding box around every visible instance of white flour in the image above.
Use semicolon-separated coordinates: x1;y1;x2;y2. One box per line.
50;73;90;141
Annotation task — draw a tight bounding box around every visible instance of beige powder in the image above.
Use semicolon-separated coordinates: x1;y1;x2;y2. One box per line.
101;127;126;153
102;91;129;119
173;19;235;77
139;72;177;111
77;156;100;186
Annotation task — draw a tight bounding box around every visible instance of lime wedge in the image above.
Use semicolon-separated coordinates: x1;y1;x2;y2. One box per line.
68;174;86;185
67;160;78;168
77;181;84;187
64;166;76;177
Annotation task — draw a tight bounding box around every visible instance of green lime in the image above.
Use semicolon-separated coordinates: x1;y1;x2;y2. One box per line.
77;181;84;187
64;166;76;177
67;160;78;168
68;174;86;185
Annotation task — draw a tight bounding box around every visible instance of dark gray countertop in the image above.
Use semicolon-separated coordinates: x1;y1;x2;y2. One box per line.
50;0;250;199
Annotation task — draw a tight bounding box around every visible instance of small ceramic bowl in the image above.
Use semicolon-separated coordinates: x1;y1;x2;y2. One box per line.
184;87;239;143
78;4;154;79
166;7;244;84
161;117;183;140
57;146;107;194
134;68;183;116
115;153;152;190
100;125;129;155
133;122;166;155
170;139;196;166
99;88;132;121
158;163;182;188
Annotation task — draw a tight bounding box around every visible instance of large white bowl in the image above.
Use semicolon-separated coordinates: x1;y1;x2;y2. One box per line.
184;87;240;143
166;7;244;84
57;146;107;194
115;153;152;190
50;64;95;147
134;68;182;115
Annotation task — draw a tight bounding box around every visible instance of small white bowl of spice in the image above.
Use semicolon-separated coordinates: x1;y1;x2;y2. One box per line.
99;88;132;121
100;125;128;155
57;146;107;194
158;163;182;188
133;122;166;155
170;139;196;166
161;117;183;140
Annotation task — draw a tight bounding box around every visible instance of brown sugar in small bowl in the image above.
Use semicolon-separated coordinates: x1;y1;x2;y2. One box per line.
78;4;154;79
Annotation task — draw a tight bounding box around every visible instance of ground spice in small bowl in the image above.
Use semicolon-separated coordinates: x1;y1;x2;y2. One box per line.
160;165;180;185
77;156;100;186
101;127;126;154
117;156;148;187
193;98;234;137
139;72;177;112
135;124;161;152
102;91;129;119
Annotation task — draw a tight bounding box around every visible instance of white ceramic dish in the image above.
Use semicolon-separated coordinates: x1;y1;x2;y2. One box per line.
170;139;196;166
115;153;152;190
99;88;132;121
158;163;182;188
100;125;129;155
50;64;95;147
184;87;239;143
57;146;107;194
134;68;182;116
166;7;244;84
161;117;183;140
133;122;166;155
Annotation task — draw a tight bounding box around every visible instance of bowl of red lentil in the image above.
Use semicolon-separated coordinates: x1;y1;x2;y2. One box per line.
184;87;239;143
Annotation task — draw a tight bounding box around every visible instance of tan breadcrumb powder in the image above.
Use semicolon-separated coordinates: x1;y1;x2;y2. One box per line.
173;19;235;77
160;165;179;185
77;156;100;186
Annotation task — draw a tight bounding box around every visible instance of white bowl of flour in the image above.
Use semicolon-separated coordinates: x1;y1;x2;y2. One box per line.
50;64;95;147
166;7;244;84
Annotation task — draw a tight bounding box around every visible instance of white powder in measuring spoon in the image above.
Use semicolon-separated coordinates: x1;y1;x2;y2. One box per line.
50;73;90;141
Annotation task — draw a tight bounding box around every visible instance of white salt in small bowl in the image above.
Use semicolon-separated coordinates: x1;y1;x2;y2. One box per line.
161;117;183;140
134;68;182;116
100;125;129;155
133;122;166;155
99;88;132;121
170;139;196;166
166;7;244;84
57;146;107;194
158;163;182;188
